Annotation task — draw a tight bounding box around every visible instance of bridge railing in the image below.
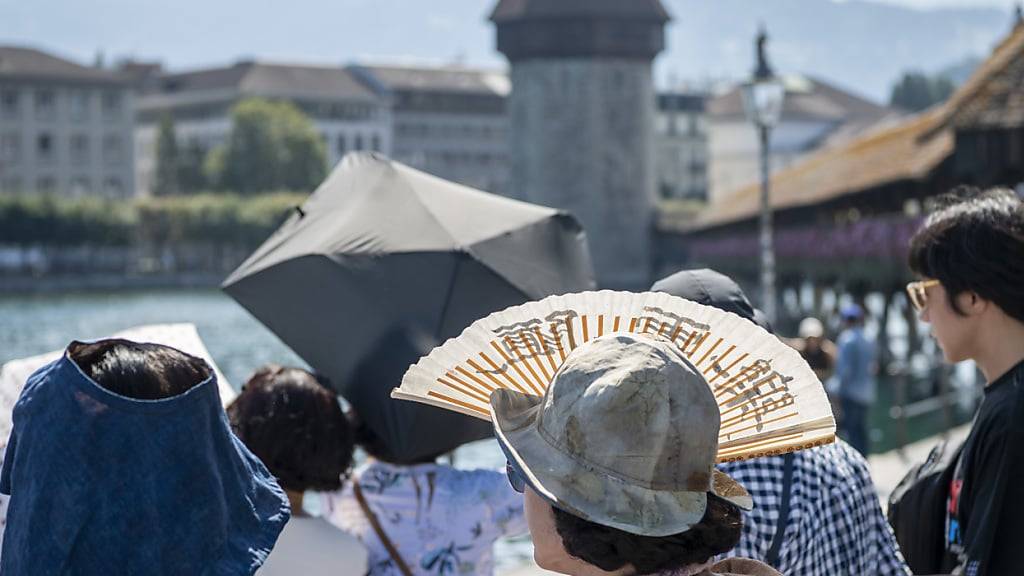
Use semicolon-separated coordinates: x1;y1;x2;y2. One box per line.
877;360;981;456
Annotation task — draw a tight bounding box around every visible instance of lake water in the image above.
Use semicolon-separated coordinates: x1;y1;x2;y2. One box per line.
0;288;534;571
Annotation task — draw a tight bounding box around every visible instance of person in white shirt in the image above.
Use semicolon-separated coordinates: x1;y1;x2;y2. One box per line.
320;414;527;576
228;365;369;576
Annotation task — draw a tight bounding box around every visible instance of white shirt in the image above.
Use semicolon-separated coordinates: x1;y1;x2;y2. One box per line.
320;460;527;576
259;516;368;576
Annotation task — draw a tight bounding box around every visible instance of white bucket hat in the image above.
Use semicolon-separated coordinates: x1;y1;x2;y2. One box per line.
799;317;825;339
490;332;753;537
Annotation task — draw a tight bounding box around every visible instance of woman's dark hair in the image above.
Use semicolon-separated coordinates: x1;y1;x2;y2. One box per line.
909;187;1024;322
70;339;210;400
552;494;743;575
228;365;354;492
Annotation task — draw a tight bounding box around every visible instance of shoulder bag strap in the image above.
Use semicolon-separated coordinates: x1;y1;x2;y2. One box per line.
353;480;415;576
766;452;796;569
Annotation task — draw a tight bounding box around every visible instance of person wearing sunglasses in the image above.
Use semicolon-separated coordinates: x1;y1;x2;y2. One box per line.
492;333;780;576
906;187;1024;576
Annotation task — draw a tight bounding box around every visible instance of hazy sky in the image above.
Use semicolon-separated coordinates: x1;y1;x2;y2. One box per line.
872;0;1016;6
0;0;1015;101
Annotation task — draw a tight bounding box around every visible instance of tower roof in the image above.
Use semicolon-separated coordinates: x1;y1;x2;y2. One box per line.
490;0;670;23
490;0;670;61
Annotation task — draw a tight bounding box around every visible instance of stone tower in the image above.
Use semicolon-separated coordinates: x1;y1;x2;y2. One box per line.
491;0;670;289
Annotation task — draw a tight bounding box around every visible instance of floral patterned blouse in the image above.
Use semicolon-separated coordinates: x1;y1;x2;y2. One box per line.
320;460;527;576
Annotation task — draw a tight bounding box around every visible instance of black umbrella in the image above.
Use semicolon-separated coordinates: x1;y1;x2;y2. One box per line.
223;152;594;462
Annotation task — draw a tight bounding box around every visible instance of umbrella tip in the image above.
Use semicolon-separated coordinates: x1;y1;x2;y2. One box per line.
294;205;306;218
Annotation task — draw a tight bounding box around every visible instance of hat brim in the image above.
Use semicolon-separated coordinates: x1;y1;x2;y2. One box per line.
490;389;752;538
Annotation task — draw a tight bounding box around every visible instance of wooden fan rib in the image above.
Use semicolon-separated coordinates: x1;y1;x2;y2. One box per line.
703;345;736;376
582;315;589;342
687;332;711;358
716;430;802;457
716;433;805;462
426;390;489;417
717;433;804;457
531;326;557;381
717;388;792;419
437;376;489;404
720;411;798;436
597;315;604;337
719;387;795;419
658;321;670;337
718;417;837;450
466;358;508;391
714;359;768;394
708;353;748;384
613;316;621;332
445;370;491;398
565;316;577;350
519;331;552;388
680;331;697;355
696;337;723;368
498;337;545;396
549;323;567;362
454;365;496;393
717;429;835;462
479;350;531;395
718;370;794;406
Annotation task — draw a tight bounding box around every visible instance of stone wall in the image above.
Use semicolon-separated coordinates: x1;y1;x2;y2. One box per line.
508;59;656;289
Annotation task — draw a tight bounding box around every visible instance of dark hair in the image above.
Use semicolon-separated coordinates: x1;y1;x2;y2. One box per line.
228;365;354;492
70;339;210;400
909;187;1024;322
552;495;743;575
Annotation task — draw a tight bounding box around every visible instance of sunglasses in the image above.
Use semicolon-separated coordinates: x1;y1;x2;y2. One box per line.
906;279;941;312
505;460;527;494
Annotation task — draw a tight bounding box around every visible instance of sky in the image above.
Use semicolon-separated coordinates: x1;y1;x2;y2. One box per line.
869;0;1017;7
0;0;1016;102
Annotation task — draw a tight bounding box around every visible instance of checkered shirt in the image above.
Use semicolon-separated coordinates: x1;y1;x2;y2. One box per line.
719;438;911;576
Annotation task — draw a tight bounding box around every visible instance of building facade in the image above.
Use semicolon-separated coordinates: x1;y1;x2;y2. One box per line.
492;0;670;290
350;65;511;194
708;75;892;204
0;46;135;198
655;92;708;201
132;60;390;196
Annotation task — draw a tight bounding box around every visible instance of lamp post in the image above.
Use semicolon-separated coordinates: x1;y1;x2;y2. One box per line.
741;26;785;326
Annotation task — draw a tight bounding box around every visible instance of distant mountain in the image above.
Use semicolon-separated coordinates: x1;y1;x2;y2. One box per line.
938;55;985;86
657;0;1011;103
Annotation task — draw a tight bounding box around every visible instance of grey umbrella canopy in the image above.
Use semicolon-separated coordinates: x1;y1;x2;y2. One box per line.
223;152;594;462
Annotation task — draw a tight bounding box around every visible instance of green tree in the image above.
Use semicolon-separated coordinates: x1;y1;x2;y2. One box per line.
204;145;226;190
214;98;326;194
153;115;180;196
177;139;209;193
890;71;956;112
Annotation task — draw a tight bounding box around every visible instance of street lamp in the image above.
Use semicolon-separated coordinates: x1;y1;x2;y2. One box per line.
741;25;785;326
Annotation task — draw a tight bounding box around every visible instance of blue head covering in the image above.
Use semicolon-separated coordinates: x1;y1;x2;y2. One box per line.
0;341;290;576
840;303;865;321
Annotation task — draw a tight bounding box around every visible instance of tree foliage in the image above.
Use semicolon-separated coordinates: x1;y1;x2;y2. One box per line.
211;98;326;194
889;71;956;112
0;192;305;246
153;115;180;196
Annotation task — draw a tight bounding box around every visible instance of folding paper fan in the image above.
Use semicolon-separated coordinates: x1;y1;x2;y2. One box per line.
392;291;836;462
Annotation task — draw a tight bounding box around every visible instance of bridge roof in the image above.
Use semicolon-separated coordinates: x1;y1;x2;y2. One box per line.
687;22;1024;232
